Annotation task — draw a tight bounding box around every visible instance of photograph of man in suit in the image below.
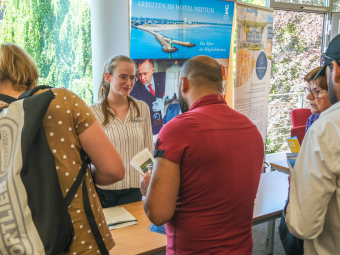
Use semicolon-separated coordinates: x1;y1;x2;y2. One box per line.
130;59;166;134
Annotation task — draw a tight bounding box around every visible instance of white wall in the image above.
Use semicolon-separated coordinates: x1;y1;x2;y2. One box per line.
90;0;130;102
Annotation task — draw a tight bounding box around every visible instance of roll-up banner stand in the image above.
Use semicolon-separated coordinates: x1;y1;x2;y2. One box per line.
234;2;273;142
130;0;236;135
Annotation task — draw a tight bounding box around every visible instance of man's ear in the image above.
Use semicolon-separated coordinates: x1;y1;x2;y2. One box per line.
333;61;340;83
181;77;190;93
105;72;111;84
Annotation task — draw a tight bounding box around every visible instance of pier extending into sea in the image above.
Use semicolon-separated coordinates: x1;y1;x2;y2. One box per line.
132;25;196;53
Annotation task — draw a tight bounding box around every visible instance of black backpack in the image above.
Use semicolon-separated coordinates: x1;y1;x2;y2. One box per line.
0;86;109;255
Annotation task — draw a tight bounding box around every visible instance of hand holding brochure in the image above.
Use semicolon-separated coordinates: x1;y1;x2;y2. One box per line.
130;148;154;175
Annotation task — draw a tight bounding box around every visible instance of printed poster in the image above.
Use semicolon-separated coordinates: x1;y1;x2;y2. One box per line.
131;57;231;135
130;59;166;135
131;0;235;59
234;4;273;142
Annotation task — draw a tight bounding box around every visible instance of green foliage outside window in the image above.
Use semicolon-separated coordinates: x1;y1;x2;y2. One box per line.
0;0;93;105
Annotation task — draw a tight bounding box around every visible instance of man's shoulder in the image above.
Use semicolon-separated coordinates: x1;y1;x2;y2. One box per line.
157;115;192;145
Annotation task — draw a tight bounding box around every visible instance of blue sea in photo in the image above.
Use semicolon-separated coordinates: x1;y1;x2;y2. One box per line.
130;26;232;59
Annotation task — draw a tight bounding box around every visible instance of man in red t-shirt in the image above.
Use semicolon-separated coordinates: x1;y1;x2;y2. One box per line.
141;56;264;255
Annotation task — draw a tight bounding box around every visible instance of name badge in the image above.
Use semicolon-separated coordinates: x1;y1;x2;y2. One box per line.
132;117;143;122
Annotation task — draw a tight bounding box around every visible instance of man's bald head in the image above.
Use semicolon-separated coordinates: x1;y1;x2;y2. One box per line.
180;56;223;92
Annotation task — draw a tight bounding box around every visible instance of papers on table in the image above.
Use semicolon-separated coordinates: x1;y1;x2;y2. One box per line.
109;221;137;230
103;207;137;230
130;148;154;175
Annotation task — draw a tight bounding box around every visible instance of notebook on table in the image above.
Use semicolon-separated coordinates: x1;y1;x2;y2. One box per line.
102;207;137;230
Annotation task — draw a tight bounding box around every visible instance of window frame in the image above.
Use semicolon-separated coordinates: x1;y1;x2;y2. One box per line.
268;0;332;54
331;12;340;40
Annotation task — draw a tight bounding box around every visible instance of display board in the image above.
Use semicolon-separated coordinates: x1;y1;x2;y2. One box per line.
131;0;235;59
234;3;273;142
130;0;235;135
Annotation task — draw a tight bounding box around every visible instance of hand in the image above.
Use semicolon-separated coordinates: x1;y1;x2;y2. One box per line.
152;98;164;112
140;172;151;196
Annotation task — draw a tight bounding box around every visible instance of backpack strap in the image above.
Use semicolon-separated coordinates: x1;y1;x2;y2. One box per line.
82;175;109;255
65;150;109;255
0;86;53;103
0;94;17;104
18;85;53;99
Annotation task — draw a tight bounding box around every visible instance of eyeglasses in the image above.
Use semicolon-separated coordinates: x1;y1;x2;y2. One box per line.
304;87;327;99
320;53;339;66
112;74;137;84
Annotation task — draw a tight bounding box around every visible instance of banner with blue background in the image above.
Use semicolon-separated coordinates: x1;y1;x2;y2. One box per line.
131;0;235;59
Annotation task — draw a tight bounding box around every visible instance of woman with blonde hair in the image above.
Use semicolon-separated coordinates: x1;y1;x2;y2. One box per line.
90;55;153;207
0;43;125;254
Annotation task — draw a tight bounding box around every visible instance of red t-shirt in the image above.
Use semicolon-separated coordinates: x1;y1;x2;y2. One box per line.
155;94;264;255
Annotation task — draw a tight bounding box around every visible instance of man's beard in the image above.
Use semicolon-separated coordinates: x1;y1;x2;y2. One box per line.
328;70;339;105
178;84;189;113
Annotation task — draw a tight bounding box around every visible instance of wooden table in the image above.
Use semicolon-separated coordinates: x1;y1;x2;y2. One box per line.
270;159;290;174
110;171;289;255
109;202;166;255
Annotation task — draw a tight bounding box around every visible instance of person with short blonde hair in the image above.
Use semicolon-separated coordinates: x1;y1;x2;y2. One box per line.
0;43;39;93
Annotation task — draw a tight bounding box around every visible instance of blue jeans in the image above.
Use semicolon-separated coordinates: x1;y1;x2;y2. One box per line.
97;188;142;208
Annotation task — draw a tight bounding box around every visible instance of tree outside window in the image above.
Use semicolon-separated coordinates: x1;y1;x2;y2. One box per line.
0;0;93;105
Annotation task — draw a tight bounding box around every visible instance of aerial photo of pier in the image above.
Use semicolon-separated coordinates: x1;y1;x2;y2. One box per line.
131;17;229;53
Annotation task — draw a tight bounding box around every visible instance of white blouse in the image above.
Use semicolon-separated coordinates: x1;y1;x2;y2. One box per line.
90;99;154;190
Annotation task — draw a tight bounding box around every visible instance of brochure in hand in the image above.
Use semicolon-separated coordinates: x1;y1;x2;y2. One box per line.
130;148;154;175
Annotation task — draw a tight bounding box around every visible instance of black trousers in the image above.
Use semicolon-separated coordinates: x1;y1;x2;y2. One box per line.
97;187;142;208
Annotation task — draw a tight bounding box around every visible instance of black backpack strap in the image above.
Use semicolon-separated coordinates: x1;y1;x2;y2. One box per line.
18;85;53;99
82;176;109;255
65;150;92;205
64;162;86;205
0;94;17;104
65;150;109;255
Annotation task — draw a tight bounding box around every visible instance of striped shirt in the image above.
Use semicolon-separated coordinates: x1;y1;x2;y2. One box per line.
90;100;154;190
